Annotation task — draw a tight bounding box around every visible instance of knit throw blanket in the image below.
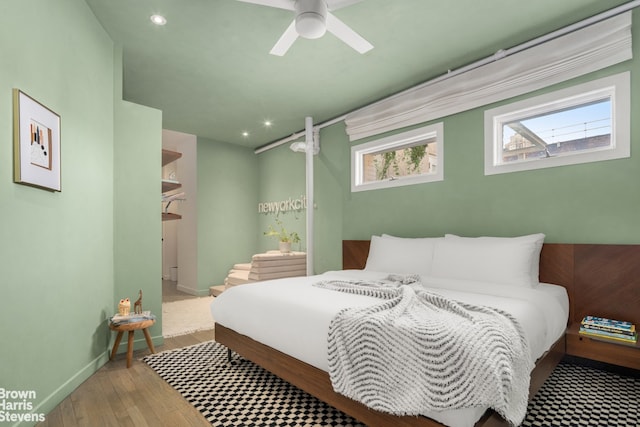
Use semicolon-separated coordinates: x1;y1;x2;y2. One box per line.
314;275;533;426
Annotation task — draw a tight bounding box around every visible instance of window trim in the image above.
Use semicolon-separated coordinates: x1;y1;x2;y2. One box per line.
484;72;630;176
351;123;444;192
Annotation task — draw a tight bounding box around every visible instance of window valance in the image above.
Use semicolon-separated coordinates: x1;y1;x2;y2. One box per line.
344;12;632;142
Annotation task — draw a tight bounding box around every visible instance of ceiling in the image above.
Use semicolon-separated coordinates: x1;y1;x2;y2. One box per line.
85;0;632;149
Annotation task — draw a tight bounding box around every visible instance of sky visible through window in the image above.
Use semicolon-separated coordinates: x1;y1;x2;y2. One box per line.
503;99;611;147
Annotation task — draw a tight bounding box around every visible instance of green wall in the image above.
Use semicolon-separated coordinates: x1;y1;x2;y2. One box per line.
0;1;162;424
114;100;163;344
256;144;307;255
197;137;260;289
260;11;640;273
339;62;640;244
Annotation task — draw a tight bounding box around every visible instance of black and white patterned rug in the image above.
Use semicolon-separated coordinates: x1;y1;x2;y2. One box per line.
143;341;363;426
143;341;640;427
522;357;640;427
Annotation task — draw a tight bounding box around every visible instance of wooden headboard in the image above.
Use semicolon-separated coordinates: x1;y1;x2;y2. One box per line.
342;240;640;326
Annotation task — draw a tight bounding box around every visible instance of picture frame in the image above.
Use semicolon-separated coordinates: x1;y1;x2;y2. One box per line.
13;89;61;192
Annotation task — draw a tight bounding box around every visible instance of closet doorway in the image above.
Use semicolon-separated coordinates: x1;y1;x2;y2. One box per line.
161;130;198;304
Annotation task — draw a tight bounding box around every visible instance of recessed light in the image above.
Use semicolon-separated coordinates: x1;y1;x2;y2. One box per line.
242;131;250;137
150;14;167;25
264;120;272;127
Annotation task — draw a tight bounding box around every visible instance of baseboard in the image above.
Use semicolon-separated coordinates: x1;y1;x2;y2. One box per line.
30;350;110;425
176;283;210;297
147;333;165;350
109;331;165;355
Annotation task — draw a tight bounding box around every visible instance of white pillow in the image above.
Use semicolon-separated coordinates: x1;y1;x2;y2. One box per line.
364;235;441;275
430;233;545;287
381;234;440;241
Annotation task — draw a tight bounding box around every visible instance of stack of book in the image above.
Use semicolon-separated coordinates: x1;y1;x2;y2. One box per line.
109;311;156;326
579;315;637;345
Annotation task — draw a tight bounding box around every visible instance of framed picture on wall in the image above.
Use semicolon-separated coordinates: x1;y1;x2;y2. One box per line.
13;89;61;192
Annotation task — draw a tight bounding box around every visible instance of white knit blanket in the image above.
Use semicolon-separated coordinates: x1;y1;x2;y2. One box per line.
314;275;533;426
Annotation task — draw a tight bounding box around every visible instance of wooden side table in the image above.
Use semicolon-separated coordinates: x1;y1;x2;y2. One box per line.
566;323;640;370
109;318;156;368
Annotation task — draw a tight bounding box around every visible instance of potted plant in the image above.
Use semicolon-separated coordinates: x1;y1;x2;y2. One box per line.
264;218;300;253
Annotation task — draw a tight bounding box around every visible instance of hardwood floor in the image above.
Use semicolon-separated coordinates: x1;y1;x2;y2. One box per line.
38;329;215;427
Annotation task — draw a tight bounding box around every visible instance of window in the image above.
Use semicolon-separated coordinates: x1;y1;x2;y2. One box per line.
484;72;630;175
351;123;443;192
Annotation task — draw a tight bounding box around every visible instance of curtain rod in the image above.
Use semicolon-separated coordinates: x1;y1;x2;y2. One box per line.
254;0;640;155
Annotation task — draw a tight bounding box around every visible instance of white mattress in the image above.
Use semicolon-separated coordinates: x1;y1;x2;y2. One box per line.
211;270;569;427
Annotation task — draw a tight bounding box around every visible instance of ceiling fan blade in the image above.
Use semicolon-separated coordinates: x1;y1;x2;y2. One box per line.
326;0;363;11
325;12;373;54
236;0;294;11
270;20;299;56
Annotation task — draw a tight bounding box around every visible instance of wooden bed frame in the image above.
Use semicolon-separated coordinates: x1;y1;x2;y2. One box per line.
215;241;640;427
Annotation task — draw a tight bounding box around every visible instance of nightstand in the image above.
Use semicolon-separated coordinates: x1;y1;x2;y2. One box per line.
566;323;640;370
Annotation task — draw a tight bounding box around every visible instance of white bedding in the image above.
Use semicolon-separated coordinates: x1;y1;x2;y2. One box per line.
210;269;569;427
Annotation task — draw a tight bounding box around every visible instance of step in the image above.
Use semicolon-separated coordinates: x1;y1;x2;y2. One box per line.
209;285;225;297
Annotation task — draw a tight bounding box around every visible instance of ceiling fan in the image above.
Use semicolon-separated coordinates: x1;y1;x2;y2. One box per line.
237;0;374;56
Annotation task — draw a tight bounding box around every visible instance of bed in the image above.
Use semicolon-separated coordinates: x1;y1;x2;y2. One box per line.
210;235;635;427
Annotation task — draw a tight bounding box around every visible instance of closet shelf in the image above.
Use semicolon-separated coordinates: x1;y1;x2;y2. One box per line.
162;179;181;193
162;149;182;221
162;149;182;166
162;212;182;221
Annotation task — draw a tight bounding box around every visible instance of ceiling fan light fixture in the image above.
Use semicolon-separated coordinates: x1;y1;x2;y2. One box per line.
295;0;327;39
